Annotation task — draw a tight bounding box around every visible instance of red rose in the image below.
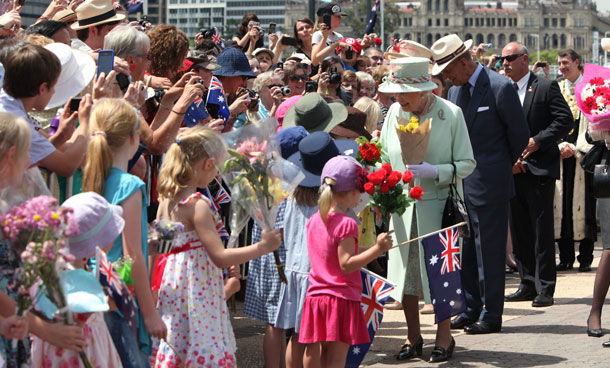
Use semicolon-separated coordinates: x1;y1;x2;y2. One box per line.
403;171;413;184
364;182;375;194
359;143;381;163
380;182;390;193
381;163;392;175
387;171;402;187
367;170;385;185
409;186;424;200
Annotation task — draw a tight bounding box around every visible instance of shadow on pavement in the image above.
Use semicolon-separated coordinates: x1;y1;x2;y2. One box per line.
501;324;587;334
375;347;567;367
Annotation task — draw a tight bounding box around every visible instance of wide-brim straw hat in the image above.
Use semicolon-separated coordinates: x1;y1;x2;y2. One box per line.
384;40;432;61
282;93;348;133
71;0;125;30
378;57;438;94
431;34;473;75
44;43;96;110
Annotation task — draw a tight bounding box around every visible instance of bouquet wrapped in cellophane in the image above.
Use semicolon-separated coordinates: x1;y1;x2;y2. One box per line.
1;195;93;368
222;118;305;283
395;116;432;165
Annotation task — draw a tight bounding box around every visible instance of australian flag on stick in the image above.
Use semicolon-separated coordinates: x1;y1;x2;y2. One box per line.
95;247;138;337
364;0;380;35
345;268;394;368
184;96;210;127
206;76;230;127
422;226;466;324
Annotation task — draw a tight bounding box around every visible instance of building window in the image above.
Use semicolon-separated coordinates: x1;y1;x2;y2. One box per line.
486;18;490;27
508;18;512;27
436;18;440;26
574;35;584;49
476;18;479;27
544;18;549;27
169;8;177;13
560;34;566;48
560;18;566;27
444;18;448;26
574;18;584;27
552;18;557;27
428;18;432;26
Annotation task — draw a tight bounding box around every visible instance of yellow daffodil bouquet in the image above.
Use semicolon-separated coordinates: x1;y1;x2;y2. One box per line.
222;118;305;283
395;116;432;165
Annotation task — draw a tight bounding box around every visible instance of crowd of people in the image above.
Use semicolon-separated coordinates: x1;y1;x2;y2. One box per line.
1;0;610;366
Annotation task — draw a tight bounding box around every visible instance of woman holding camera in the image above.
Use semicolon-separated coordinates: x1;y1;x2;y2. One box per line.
283;63;308;97
311;2;348;66
232;13;264;54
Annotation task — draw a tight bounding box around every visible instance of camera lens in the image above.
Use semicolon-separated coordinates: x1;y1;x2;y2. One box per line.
280;86;291;96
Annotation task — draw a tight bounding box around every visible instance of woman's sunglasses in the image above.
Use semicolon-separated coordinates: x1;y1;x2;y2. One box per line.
289;74;308;81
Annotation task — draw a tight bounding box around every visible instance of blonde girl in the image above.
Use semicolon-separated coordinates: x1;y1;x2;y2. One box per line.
299;156;393;368
0;113;30;367
82;98;166;368
353;97;384;135
153;127;281;367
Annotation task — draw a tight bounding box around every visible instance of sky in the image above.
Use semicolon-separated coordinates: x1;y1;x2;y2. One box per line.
595;0;610;14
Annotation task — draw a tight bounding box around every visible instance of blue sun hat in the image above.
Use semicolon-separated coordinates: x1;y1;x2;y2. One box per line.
213;47;256;78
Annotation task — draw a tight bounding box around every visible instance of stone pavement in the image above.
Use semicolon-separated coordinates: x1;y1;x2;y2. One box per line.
231;243;608;367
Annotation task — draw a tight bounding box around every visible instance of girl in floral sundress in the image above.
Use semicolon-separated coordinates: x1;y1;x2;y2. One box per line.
153;127;282;368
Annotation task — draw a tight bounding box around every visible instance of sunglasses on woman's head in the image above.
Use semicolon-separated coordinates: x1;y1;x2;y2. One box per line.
499;53;524;62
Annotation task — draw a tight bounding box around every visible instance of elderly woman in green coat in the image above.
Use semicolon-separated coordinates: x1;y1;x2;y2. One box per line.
379;57;476;363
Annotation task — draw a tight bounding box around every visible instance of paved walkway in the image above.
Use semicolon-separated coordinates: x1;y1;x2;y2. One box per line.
232;244;608;367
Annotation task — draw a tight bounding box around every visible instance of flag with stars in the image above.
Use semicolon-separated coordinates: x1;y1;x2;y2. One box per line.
206;76;230;126
184;96;210;127
422;226;466;324
345;268;394;368
95;246;138;338
364;0;380;35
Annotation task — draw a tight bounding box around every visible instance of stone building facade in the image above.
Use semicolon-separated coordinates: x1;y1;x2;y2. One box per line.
394;0;610;62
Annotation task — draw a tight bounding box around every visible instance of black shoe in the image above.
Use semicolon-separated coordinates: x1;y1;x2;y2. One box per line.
556;262;573;271
505;285;537;302
429;337;455;363
396;336;423;360
579;264;592;272
603;339;610;348
464;320;501;334
450;315;475;329
532;294;554;307
587;317;603;337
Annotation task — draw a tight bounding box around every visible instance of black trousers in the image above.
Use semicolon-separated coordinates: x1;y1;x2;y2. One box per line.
510;171;556;297
557;157;595;265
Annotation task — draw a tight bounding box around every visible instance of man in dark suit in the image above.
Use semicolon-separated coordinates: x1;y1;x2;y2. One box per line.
501;42;573;307
431;35;530;334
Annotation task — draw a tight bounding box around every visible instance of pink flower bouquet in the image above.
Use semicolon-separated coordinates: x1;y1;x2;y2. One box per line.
575;63;610;131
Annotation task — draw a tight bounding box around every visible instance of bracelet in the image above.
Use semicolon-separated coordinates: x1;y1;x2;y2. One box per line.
158;103;171;111
172;109;186;115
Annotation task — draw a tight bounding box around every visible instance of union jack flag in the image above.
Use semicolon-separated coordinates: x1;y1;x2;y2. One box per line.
95;247;138;337
440;228;461;275
345;269;394;368
422;226;466;324
206;76;230;126
210;27;225;50
213;185;231;207
202;187;230;241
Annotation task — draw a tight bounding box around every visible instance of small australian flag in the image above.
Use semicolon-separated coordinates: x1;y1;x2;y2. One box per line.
95;247;138;338
421;226;467;324
184;96;210;127
206;76;230;126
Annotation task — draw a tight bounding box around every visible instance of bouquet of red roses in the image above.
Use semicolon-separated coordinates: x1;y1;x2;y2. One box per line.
355;136;385;166
364;163;423;229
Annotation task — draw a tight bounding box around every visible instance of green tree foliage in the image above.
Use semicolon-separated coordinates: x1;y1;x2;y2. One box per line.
342;0;401;40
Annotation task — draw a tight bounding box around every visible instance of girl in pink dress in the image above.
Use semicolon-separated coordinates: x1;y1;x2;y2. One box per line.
152;127;281;367
299;156;393;368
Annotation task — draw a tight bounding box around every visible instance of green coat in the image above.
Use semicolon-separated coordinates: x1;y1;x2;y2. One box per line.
380;96;476;301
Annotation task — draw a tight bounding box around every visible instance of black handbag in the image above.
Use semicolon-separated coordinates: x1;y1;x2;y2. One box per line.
441;163;471;238
580;143;605;173
593;149;610;199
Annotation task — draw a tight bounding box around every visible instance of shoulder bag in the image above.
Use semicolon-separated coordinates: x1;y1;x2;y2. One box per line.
593;149;610;199
441;163;471;238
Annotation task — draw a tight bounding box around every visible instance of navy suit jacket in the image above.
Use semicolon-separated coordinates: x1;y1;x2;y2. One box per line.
519;72;574;179
448;66;529;207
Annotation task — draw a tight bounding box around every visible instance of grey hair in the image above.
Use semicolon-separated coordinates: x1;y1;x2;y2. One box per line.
252;71;274;92
355;71;376;95
103;25;150;59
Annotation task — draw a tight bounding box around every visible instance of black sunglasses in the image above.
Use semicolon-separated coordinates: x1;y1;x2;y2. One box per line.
267;84;283;88
289;74;308;81
499;53;524;62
